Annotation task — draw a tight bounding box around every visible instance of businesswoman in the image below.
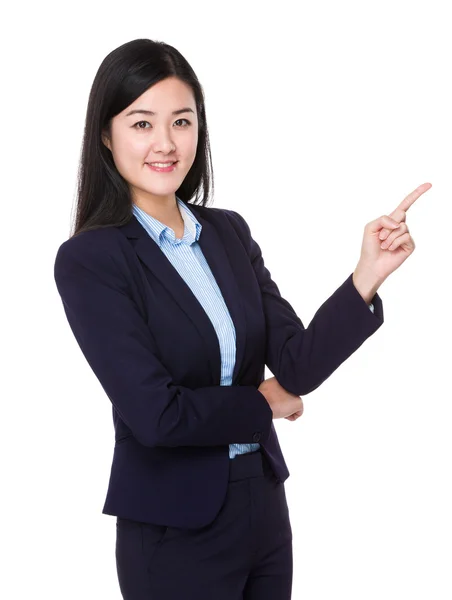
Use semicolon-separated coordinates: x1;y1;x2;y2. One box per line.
53;38;431;599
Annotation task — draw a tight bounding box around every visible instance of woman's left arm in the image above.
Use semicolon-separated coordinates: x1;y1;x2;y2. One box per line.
224;182;431;397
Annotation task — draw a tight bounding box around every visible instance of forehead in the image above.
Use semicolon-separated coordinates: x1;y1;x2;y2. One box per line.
123;77;196;115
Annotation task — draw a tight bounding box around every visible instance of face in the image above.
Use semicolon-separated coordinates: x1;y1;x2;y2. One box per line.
102;77;199;207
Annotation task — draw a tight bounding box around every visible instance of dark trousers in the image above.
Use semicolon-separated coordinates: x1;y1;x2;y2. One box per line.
115;449;293;599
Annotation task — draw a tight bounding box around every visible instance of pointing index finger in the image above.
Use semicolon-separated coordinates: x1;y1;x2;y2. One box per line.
394;182;432;215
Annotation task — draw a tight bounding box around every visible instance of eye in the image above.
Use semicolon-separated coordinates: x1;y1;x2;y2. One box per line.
174;118;191;127
132;118;192;130
133;120;151;130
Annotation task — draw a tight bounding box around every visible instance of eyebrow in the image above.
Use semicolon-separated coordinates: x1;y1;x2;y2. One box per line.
125;107;195;117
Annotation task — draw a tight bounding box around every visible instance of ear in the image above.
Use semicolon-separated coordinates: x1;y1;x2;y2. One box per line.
101;130;111;151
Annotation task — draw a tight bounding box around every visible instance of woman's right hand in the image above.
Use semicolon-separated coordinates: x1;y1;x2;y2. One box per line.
258;377;304;420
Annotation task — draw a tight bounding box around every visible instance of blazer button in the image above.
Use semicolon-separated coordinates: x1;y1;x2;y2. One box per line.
252;432;261;443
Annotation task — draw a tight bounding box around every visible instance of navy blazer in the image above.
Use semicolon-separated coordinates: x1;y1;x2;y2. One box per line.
54;202;384;529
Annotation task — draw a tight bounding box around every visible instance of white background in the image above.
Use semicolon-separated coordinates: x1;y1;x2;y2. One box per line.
2;1;451;598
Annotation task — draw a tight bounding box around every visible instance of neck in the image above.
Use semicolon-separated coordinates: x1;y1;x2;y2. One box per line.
133;192;180;223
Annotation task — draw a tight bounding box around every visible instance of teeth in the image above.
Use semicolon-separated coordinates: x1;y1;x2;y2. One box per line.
149;162;175;167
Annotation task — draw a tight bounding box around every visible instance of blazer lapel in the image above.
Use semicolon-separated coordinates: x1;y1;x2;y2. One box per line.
119;209;247;385
193;209;247;384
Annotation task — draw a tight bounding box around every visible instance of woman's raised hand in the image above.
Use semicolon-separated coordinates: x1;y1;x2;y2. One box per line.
354;182;432;285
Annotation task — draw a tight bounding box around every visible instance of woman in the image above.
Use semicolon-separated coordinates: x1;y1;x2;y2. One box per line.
53;38;431;599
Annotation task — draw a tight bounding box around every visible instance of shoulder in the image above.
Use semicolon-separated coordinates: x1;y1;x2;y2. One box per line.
54;226;126;283
221;208;250;234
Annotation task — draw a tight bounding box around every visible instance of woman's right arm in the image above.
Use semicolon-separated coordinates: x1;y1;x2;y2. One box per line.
54;235;273;448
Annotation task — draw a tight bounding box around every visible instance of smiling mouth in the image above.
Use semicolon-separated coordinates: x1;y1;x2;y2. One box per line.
146;161;179;173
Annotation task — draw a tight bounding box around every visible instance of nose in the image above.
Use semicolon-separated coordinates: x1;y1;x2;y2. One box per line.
151;126;176;154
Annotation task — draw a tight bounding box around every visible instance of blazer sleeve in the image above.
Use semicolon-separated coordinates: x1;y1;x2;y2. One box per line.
53;234;273;448
224;209;384;397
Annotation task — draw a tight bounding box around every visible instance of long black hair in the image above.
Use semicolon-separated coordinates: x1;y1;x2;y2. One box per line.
71;38;214;238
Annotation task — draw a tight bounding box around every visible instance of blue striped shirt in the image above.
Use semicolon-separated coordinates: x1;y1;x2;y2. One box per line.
132;197;261;459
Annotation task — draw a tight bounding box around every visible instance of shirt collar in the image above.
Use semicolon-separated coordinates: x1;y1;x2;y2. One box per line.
132;196;202;247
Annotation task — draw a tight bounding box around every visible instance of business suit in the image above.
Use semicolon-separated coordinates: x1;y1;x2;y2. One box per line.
130;197;263;459
54;200;384;597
